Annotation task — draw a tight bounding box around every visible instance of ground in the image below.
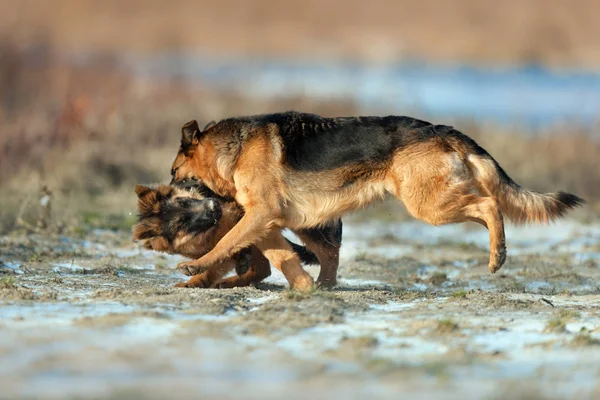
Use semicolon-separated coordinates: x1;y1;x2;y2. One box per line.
1;217;600;399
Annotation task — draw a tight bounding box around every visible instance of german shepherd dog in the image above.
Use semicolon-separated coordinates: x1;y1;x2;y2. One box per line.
170;112;584;292
132;182;342;288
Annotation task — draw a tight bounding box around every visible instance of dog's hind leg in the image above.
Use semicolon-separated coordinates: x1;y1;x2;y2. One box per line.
402;191;506;273
294;219;342;288
460;197;506;273
393;148;506;273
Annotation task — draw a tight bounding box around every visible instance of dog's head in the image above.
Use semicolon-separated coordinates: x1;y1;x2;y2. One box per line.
132;184;223;258
170;120;216;186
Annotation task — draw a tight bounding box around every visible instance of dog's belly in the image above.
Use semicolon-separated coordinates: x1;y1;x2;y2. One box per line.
283;180;390;229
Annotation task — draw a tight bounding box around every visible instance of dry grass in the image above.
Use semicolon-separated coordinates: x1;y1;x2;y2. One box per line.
435;319;460;334
571;332;600;347
0;276;16;289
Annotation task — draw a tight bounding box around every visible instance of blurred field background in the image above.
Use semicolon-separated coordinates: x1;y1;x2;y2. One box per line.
1;0;599;234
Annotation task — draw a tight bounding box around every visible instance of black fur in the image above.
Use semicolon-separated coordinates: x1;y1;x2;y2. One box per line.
300;220;343;249
556;192;586;208
284;241;316;265
280;114;435;172
287;219;343;265
159;197;222;242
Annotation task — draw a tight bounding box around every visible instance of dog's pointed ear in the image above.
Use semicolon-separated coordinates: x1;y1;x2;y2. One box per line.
134;184;152;198
134;185;158;215
203;120;216;131
181;120;200;147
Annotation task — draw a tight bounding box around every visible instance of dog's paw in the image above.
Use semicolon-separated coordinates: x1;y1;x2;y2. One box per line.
489;245;507;274
316;277;337;289
291;274;315;293
177;261;205;276
174;273;211;288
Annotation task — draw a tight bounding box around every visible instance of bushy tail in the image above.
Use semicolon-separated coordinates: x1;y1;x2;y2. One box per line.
441;127;585;224
466;153;585;224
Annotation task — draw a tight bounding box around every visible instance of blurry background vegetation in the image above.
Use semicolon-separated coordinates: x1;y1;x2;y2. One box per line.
1;0;599;234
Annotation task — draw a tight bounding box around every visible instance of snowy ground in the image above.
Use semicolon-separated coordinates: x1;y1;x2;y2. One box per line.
1;219;600;399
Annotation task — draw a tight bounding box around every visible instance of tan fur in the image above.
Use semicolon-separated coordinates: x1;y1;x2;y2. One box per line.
256;230;314;292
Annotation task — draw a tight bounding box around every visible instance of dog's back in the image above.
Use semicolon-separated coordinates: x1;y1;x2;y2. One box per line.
214;111;437;173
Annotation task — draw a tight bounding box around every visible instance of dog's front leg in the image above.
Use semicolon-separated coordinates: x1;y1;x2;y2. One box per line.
176;207;274;277
177;208;314;292
175;259;236;288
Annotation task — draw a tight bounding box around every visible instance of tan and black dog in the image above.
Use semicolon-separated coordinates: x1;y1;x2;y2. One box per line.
132;182;342;288
170;112;584;291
